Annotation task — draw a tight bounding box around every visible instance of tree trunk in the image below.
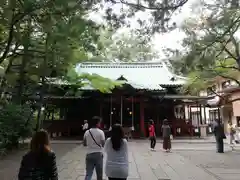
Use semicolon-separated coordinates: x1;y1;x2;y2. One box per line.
36;32;50;131
13;20;31;103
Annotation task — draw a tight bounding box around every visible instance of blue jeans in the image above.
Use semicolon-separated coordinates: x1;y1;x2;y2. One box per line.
85;152;103;180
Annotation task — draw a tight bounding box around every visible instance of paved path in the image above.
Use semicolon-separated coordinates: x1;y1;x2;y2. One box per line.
0;142;240;180
48;135;235;144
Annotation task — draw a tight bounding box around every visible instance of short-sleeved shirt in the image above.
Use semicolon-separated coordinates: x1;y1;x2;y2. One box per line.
149;125;155;137
84;128;105;154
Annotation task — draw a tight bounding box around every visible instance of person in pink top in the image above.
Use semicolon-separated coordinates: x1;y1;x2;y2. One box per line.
148;119;156;151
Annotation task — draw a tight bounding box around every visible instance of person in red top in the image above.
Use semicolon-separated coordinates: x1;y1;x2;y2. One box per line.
149;119;156;151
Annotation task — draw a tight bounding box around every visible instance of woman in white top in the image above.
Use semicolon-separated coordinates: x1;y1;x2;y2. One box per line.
104;124;129;180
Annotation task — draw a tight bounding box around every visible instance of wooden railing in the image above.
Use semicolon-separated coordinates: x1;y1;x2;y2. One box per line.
43;120;82;137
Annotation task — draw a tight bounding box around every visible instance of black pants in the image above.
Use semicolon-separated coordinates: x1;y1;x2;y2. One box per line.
150;136;156;149
108;178;127;180
215;137;224;153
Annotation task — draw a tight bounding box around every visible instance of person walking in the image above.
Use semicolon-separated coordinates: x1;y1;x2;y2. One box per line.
162;119;171;152
83;116;105;180
148;119;156;151
104;124;129;180
18;130;58;180
213;119;226;153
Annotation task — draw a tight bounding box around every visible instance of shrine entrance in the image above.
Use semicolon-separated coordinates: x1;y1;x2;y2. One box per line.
102;96;139;130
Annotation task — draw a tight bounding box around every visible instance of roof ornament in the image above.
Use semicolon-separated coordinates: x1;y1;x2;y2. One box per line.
117;75;127;81
170;77;176;81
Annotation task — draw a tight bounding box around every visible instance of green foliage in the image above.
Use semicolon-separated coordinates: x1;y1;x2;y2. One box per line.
0;0;102;100
91;28;158;62
184;58;240;94
170;1;240;75
168;1;240;94
0;0;188;101
64;67;123;93
0;103;34;149
80;73;123;93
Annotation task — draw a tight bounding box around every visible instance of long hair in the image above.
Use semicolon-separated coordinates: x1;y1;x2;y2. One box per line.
110;124;124;151
30;130;50;154
30;130;50;165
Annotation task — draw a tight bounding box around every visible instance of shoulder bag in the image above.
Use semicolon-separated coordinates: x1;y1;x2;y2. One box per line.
89;129;102;148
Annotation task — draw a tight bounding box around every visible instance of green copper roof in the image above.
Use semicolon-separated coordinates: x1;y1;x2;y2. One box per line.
76;62;186;90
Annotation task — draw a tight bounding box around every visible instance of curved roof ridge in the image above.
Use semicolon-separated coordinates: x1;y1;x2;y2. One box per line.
79;61;164;68
79;61;163;65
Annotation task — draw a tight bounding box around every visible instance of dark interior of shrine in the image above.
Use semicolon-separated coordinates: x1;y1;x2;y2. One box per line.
45;94;176;136
43;84;183;137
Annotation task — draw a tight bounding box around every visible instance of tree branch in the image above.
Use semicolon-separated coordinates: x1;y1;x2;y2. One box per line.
222;43;237;60
200;16;240;52
216;64;239;71
230;34;240;58
201;66;240;86
0;21;15;64
0;0;55;64
117;0;188;10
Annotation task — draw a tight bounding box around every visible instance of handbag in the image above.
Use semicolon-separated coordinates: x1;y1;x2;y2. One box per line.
89;129;101;148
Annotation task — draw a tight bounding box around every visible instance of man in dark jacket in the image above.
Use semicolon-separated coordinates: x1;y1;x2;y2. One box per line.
213;119;226;153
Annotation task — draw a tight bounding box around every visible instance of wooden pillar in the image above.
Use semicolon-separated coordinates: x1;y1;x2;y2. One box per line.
120;95;123;126
189;105;192;120
156;105;160;136
110;96;113;128
217;107;221;123
196;103;200;138
140;100;145;137
183;104;186;120
189;105;193;136
131;96;134;130
199;104;203;125
203;105;207;124
100;102;103;129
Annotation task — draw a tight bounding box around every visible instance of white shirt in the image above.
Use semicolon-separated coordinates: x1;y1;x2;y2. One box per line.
104;138;129;178
84;128;105;154
82;123;88;130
